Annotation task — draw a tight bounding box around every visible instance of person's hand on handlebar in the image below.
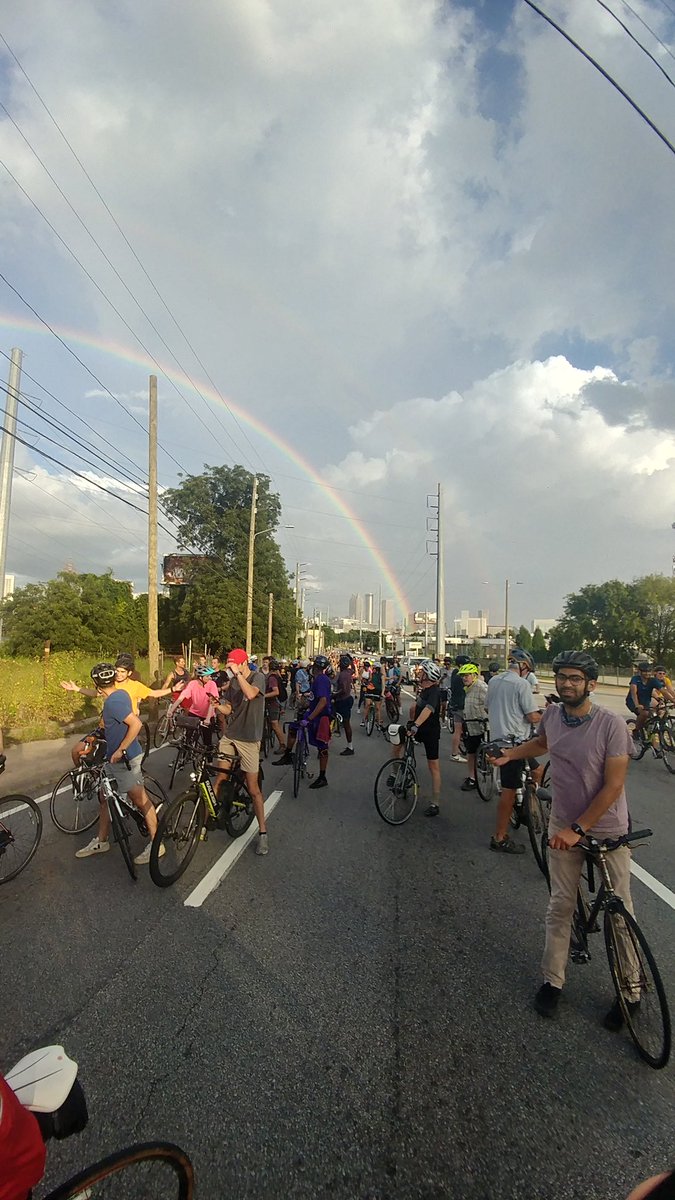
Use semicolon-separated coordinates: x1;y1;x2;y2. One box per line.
109;748;127;765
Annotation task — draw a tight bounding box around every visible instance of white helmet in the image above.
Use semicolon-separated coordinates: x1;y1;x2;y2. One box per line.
420;659;441;681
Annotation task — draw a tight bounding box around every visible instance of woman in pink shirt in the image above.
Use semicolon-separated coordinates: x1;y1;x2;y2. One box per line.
168;665;219;746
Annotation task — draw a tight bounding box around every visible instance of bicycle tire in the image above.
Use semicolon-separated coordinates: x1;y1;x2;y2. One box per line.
660;718;675;775
374;758;418;825
140;720;151;764
0;795;42;884
293;737;303;798
150;787;205;887
541;759;551;789
524;784;550;886
42;1139;195;1200
223;779;255;838
142;771;169;813
365;706;375;736
169;739;192;791
154;711;171;748
49;769;99;835
604;904;671;1069
108;793;137;881
625;718;648;760
385;697;400;723
261;715;270;760
475;746;499;802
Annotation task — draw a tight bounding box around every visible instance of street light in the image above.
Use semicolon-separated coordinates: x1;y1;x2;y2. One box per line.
482;579;523;666
245;524;294;655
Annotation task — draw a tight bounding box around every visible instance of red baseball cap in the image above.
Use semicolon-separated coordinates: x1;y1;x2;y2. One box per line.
227;648;249;666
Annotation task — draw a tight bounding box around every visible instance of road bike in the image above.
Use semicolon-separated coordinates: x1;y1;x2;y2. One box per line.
329;709;344;738
50;760;166;836
97;764;169;881
154;702;178;748
384;687;401;723
0;760;42;884
373;732;418;825
168;712;216;790
285;718;312;797
567;827;670;1070
149;750;258;886
626;704;675;774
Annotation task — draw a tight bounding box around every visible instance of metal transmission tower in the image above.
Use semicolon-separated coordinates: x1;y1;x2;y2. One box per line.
426;483;445;658
0;348;22;640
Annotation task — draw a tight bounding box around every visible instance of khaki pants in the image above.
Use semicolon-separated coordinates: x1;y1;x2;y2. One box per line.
542;820;636;992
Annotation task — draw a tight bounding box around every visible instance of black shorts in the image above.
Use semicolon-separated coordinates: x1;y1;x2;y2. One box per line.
499;757;540;790
464;732;483;755
439;688;448;702
334;697;354;720
415;726;440;761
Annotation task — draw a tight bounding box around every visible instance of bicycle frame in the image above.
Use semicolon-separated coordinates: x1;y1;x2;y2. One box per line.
570;834;648;963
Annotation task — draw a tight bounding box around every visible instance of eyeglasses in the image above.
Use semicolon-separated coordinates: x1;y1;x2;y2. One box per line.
555;672;586;685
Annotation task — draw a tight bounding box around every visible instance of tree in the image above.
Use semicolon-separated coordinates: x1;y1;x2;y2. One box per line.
515;625;532;651
630;575;675;663
531;627;548;663
162;465;299;654
1;570;144;657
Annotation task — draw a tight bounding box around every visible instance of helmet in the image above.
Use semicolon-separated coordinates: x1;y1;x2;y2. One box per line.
339;654;353;669
455;655;470;666
551;650;599;681
91;662;116;686
509;648;535;672
636;660;651;672
363;660;371;667
458;662;479;676
299;659;310;668
268;658;280;671
488;661;500;672
420;659;441;681
654;665;667;673
115;652;135;670
195;664;216;678
314;654;329;670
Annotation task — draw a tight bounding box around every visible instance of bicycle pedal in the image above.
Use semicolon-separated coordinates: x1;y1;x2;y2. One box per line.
570;949;591;964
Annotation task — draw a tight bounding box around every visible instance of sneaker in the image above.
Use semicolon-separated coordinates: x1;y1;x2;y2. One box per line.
534;982;562;1019
490;836;525;855
272;753;293;766
134;841;165;865
340;747;355;756
424;803;440;817
75;837;110;859
309;776;328;789
451;754;468;763
255;833;269;856
460;777;477;791
603;997;640;1031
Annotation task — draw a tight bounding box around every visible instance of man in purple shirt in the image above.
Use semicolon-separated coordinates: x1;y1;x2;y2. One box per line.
492;650;638;1028
274;654;332;789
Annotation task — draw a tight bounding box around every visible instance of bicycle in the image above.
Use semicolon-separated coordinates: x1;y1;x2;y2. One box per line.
284;718;312;797
50;759;166;836
0;761;42;884
627;704;675;774
43;1141;195;1198
260;706;274;759
168;712;215;791
149;750;258;886
373;732;418;825
329;710;344;738
69;761;167;881
154;702;178;748
567;827;671;1070
384;688;401;723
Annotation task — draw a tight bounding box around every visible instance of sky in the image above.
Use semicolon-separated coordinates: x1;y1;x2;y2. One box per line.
2;0;675;634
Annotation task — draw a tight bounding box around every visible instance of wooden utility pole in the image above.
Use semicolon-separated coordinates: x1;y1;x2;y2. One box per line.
245;475;258;655
0;348;22;641
147;376;159;681
267;591;274;655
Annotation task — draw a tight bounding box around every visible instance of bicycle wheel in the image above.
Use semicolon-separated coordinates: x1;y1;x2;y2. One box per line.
142;771;169;813
604;904;671;1069
169;740;191;791
0;795;42;884
541;759;551;788
293;737;303;798
385;697;400;723
150;787;205;887
108;795;137;881
524;785;550;886
374;758;418;825
261;716;270;760
365;706;375;736
49;769;99;834
154;711;170;748
475;746;499;802
660;718;675;774
223;780;255;837
625;719;648;760
140;721;151;764
42;1140;194;1199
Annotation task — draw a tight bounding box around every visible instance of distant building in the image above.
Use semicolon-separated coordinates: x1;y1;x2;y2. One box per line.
453;609;488;639
531;619;557;637
381;599;395;630
2;573;14;599
364;593;374;625
349;593;364;623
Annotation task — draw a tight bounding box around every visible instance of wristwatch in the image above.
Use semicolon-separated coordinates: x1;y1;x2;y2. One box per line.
570;822;586;837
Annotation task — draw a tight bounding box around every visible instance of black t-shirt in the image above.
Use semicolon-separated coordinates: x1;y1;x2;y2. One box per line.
414;684;441;732
212;670;229;691
449;668;465;710
169;667;190;690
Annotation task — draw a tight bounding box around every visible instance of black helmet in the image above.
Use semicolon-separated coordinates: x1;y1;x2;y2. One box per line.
115;652;135;670
488;661;500;672
551;650;599;681
654;664;667;673
268;658;280;671
455;655;470;666
339;653;353;668
314;654;329;670
509;648;535;672
636;660;652;672
91;662;116;686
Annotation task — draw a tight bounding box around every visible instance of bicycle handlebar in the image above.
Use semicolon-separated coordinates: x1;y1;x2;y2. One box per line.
582;827;652;852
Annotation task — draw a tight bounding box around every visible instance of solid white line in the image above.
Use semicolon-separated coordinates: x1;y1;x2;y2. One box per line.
184;789;283;909
631;861;675;912
29;743;164;808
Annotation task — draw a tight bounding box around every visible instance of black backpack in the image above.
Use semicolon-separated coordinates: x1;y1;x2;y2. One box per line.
277;675;288;703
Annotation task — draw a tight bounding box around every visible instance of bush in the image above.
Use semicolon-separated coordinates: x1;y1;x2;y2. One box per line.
0;652;158;732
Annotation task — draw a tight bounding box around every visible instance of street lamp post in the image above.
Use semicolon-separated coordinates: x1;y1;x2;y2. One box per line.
245;518;294;655
504;578;523;667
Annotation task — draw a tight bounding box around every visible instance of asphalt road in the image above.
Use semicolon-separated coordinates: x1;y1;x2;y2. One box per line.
3;691;675;1200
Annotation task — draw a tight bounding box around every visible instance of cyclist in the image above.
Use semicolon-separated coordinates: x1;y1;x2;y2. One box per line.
390;658;442;816
363;658;384;730
509;647;539;694
626;661;663;739
264;658;288;754
210;656;229;691
61;653;171;769
652;665;675;705
168;663;219;747
486;651;541;853
458;663;488;792
274;654;333;789
294;659;312;710
74;663;164;865
162;653;190;696
482;660;501;685
211;649;268;854
439;657;453;725
490;650;637;1026
334;653;356;756
358;659;372;719
449;655;470;763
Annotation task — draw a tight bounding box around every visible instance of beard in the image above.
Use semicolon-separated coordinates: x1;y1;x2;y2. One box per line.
560;685;591;709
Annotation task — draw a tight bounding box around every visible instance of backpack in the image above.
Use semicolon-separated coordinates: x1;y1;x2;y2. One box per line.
278;676;288;703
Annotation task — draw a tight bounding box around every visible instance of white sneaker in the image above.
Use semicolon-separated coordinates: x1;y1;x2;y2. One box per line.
75;838;110;859
134;841;165;865
451;754;468;763
255;833;269;856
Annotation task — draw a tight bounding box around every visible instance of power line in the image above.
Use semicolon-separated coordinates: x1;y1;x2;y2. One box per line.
521;0;675;158
16;471;153;546
617;0;675;66
595;0;675;87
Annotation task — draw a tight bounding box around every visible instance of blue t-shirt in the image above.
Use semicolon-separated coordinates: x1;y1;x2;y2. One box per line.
628;675;661;707
311;672;332;717
295;668;311;695
103;688;142;759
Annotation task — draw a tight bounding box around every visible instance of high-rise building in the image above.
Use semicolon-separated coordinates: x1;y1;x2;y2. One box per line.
349;593;363;622
381;599;395;630
364;593;374;625
453;609;488;638
2;573;14;600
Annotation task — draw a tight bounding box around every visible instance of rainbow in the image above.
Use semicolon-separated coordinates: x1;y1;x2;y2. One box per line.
0;312;410;619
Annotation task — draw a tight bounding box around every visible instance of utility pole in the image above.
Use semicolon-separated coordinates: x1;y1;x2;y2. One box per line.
0;348;22;641
245;475;258;655
435;482;445;658
504;578;510;669
147;376;159;681
378;583;382;655
267;591;274;655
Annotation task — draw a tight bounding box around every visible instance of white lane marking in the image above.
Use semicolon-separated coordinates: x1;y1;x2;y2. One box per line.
631;861;675;912
184;789;283;908
29;743;164;808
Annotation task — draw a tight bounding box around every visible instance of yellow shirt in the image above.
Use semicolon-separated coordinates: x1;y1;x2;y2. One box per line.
115;679;153;715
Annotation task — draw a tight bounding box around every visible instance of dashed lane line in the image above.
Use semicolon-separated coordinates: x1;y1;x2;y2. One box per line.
184;789;283;909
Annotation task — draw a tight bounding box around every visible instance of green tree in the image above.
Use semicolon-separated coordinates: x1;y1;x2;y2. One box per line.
531;626;548;663
1;570;144;657
515;625;532;651
550;580;641;667
630;575;675;663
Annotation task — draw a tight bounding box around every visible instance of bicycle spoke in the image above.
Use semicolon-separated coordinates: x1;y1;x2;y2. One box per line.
604;907;671;1069
0;795;42;883
374;759;417;824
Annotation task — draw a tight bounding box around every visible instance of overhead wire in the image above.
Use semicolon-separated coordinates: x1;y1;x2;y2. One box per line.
617;0;675;65
595;0;675;87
